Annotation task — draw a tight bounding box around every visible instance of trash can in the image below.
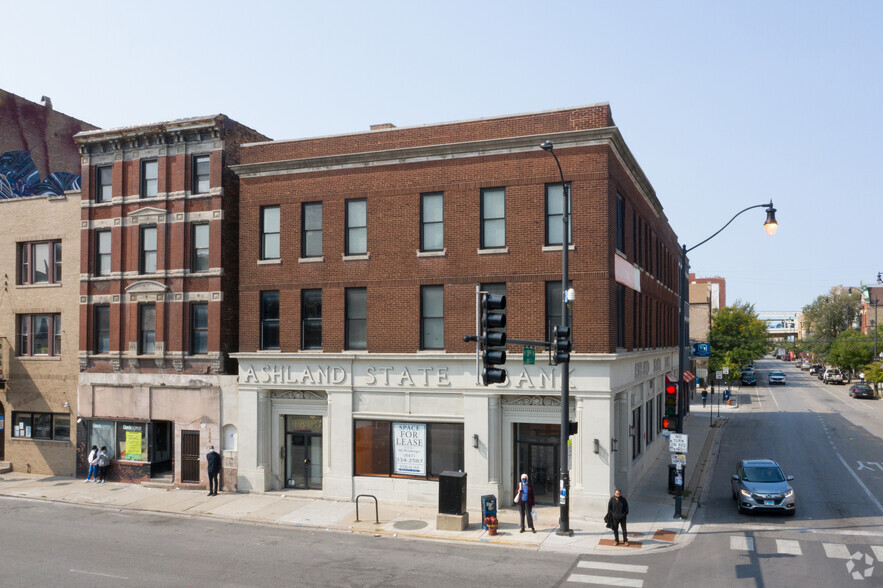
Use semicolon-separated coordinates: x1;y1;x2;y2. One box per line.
438;471;467;515
481;495;497;530
668;464;686;494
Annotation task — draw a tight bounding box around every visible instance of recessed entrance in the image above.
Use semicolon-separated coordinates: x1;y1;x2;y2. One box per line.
515;423;560;505
284;415;322;489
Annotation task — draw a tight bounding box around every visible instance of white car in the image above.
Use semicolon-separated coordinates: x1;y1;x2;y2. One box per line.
769;370;786;385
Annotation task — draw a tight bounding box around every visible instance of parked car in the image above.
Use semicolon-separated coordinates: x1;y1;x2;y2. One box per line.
741;372;757;386
823;368;844;385
808;364;822;375
732;459;796;515
769;370;787;385
799;362;811;370
742;365;756;375
817;368;826;380
849;383;875;399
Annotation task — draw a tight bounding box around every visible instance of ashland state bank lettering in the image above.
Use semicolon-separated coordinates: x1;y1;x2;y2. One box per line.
242;363;567;389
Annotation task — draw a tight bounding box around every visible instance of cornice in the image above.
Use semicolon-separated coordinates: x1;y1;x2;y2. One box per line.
232;127;662;217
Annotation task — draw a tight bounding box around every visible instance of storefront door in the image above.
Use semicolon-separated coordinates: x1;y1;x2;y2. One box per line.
284;415;322;489
515;423;560;504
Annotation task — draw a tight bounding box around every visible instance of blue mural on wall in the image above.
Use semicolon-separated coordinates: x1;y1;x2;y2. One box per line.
0;149;80;199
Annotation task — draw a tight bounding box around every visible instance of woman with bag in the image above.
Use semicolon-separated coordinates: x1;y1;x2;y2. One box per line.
97;446;110;483
514;473;536;533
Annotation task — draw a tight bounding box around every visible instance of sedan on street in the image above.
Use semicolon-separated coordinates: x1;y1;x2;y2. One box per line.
849;383;875;399
768;370;786;385
732;459;796;515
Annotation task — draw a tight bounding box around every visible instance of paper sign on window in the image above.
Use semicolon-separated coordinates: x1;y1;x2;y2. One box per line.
393;422;426;476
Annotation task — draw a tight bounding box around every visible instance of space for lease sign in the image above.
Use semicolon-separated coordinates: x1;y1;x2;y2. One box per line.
393;423;426;476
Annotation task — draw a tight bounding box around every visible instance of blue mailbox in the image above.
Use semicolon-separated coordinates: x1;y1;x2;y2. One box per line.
481;494;497;529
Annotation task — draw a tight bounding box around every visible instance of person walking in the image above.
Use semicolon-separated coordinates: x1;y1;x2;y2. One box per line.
515;473;536;533
97;446;110;483
84;445;99;482
607;489;629;545
206;445;221;496
701;388;708;408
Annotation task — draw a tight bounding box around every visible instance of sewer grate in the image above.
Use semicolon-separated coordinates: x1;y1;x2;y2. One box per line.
393;519;429;531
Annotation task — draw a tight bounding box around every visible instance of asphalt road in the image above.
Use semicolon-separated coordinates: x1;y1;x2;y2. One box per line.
559;358;883;587
0;496;576;588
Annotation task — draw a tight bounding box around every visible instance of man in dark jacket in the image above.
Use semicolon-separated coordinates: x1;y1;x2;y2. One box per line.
607;489;629;545
206;445;221;496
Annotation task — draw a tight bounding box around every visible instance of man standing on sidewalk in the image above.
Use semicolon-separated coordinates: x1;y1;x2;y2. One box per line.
607;489;629;546
206;445;221;496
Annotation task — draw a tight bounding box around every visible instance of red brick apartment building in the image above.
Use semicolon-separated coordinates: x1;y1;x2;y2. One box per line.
231;104;681;515
74;116;267;485
0;90;95;475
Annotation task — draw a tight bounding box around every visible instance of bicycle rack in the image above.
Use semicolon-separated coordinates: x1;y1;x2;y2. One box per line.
355;494;379;524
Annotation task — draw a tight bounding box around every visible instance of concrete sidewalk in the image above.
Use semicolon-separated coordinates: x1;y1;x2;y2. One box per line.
0;408;728;554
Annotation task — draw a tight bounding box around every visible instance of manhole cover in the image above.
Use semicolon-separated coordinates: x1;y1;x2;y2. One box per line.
393;520;429;531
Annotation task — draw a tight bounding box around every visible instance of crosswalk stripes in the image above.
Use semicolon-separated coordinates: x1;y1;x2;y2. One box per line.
565;559;649;586
725;534;882;561
821;543;852;559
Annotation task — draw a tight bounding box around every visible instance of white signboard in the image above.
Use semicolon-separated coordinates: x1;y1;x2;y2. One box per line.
671;453;687;466
393;423;426;476
716;371;723;380
669;433;689;453
723;367;729;375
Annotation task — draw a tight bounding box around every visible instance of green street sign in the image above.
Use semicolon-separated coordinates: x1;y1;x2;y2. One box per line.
523;347;535;365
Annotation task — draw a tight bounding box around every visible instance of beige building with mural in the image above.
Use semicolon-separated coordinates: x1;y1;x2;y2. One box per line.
0;192;82;475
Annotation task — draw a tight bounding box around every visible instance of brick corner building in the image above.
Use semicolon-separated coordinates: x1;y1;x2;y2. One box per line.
74;115;268;486
231;104;681;516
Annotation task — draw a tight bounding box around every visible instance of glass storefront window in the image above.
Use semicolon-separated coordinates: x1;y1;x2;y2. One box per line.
354;420;463;479
117;422;148;461
91;421;117;459
354;420;390;476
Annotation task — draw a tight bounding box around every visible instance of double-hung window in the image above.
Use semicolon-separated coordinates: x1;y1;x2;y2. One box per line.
420;285;444;350
480;188;505;249
95;230;111;276
96;165;113;203
260;291;280;350
545;281;572;343
19;241;61;284
191;224;209;272
345;199;367;256
192;155;210;194
141;160;158;198
616;284;626;348
301;202;322;258
420;192;443;252
191;303;208;354
140;226;157;274
545;182;572;246
345;287;367;350
18;314;61;356
301;289;322;349
261;206;280;260
94;305;110;353
616;194;625;253
139;303;156;354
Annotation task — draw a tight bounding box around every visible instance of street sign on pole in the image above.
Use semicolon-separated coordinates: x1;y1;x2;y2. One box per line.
723;366;729;375
716;371;723;380
523;347;535;365
669;433;689;453
692;342;711;357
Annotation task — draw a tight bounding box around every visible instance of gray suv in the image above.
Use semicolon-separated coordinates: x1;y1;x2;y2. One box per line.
732;459;796;515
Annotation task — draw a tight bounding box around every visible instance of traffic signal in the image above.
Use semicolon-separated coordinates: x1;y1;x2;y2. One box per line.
550;325;572;365
664;374;678;431
481;293;507;385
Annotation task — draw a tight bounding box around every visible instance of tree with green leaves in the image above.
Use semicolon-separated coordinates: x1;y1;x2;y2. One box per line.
863;362;883;395
828;330;873;372
801;288;862;360
708;301;769;374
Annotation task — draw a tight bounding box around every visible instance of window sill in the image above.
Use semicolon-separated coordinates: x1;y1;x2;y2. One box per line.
18;355;62;361
298;256;324;264
417;249;446;258
343;253;370;261
17;283;63;289
542;244;576;253
258;259;281;265
10;437;70;444
477;247;508;255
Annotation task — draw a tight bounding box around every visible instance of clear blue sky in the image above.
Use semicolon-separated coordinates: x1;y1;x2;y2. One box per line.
4;1;880;312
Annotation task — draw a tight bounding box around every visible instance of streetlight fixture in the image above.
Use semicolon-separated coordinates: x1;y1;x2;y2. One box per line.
540;140;574;537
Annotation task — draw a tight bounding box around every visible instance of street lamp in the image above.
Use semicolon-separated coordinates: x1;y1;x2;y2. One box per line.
540;140;574;537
